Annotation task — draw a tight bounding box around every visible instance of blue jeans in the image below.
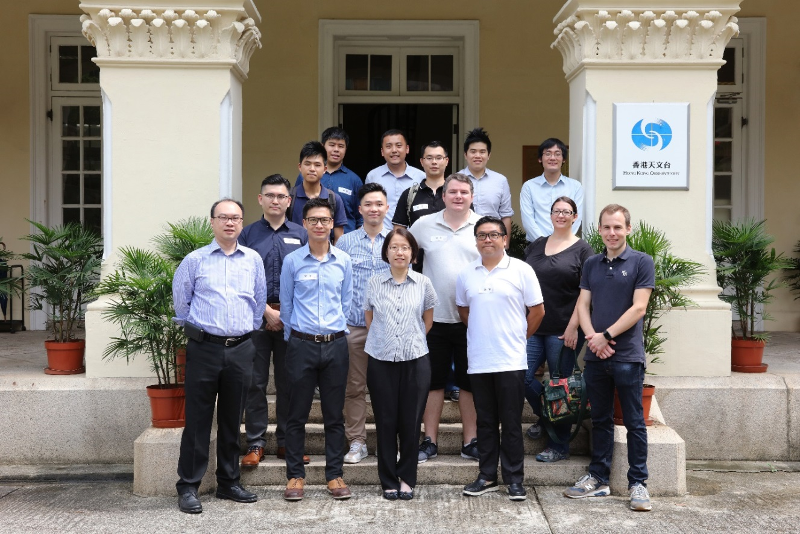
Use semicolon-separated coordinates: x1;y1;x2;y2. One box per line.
583;359;648;487
524;334;584;454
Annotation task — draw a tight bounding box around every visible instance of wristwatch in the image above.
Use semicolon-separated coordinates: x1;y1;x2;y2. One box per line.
603;330;614;341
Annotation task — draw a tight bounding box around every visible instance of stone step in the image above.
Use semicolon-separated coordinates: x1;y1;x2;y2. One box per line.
239;422;591;457
240;454;589;487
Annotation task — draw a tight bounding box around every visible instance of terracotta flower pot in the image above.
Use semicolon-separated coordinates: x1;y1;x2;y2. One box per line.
731;337;766;368
176;347;186;384
146;384;186;428
613;384;656;426
43;339;86;375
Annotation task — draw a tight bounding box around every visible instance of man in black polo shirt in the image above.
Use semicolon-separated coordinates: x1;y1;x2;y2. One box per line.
393;140;449;230
564;204;655;512
239;174;308;468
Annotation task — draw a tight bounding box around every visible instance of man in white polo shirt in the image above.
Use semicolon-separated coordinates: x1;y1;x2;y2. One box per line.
456;216;544;501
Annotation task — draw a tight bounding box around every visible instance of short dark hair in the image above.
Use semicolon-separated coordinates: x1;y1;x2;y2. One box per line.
538;138;568;161
303;196;334;218
321;127;349;147
598;204;631;227
443;173;474;194
551;196;578;214
358;182;387;201
381;227;420;264
420;140;449;158
260;173;291;193
464;127;491;154
299;141;327;165
381;129;407;145
210;198;244;218
474;216;506;237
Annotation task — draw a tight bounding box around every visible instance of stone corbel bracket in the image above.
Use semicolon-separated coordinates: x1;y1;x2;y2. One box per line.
80;7;262;79
552;9;739;78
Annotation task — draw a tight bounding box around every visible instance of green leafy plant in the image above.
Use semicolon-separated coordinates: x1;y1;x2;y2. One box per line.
0;240;21;300
18;221;103;342
95;217;212;386
784;240;800;300
712;219;792;341
507;222;529;260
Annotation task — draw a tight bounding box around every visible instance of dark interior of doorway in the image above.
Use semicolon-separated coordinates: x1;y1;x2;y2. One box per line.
340;104;458;182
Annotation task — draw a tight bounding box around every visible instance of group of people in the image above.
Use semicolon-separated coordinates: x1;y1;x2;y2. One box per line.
172;126;655;514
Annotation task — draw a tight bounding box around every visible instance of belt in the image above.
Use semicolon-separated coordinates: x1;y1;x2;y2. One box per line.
291;329;346;343
268;303;281;311
202;331;252;347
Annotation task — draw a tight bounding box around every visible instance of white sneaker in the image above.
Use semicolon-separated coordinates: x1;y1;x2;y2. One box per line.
629;483;652;511
343;442;368;464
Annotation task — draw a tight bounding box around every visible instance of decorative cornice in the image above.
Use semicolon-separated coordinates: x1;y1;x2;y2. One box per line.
80;7;261;76
552;9;739;76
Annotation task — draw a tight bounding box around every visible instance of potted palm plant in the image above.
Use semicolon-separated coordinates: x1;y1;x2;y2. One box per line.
712;219;791;372
96;217;212;427
785;239;800;300
18;221;103;374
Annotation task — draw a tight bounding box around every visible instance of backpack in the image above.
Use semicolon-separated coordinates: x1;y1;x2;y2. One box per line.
405;181;421;222
540;346;591;444
287;185;337;222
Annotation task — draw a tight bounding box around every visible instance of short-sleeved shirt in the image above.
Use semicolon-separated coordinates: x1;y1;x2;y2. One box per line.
391;179;445;228
287;184;348;230
238;217;307;304
295;165;363;233
409;210;481;323
524;237;593;336
459;167;514;219
579;246;655;363
520;174;584;242
335;227;390;327
456;254;543;374
364;270;438;362
365;163;426;230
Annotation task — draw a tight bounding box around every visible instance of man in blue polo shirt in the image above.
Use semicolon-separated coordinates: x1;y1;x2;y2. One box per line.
239;174;308;468
295;127;363;234
564;204;655;512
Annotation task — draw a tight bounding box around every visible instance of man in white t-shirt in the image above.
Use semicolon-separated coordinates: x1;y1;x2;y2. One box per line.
456;216;544;501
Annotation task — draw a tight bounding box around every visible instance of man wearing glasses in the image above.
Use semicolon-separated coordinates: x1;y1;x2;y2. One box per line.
239;174;309;469
520;138;584;242
173;199;266;514
280;197;354;501
392;141;449;231
456;216;544;500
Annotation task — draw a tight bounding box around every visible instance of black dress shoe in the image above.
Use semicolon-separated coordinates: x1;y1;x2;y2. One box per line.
507;483;527;501
216;484;258;503
178;490;202;514
383;490;399;501
398;489;414;501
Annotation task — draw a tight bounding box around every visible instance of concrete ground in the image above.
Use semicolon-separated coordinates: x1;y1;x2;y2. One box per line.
1;463;800;533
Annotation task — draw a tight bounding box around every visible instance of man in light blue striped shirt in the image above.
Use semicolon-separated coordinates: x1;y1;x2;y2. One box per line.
335;183;391;464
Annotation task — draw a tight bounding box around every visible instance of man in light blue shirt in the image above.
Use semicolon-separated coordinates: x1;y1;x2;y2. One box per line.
520;138;584;241
365;129;425;230
279;197;354;502
335;183;391;464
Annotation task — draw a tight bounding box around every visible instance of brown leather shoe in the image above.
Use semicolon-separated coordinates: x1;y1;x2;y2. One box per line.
276;446;310;464
241;446;264;467
327;477;352;500
284;478;304;501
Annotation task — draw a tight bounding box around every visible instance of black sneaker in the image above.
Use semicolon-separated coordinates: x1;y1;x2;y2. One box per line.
463;477;499;496
461;437;479;461
417;436;438;463
507;483;527;501
526;423;542;440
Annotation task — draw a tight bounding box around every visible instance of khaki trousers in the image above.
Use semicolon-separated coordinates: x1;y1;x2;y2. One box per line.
344;325;369;444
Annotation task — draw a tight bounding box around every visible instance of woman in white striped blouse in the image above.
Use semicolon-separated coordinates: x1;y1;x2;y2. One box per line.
364;227;438;501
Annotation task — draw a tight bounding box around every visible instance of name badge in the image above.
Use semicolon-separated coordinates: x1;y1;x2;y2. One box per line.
479;286;494;294
338;187;352;196
412;204;429;211
299;273;318;281
431;235;446;242
283;237;301;245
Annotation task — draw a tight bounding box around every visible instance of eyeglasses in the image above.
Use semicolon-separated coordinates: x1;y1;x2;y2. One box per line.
389;245;411;253
476;232;505;241
262;193;289;201
542;151;563;158
423;156;447;162
551;209;575;216
214;215;243;223
304;217;333;226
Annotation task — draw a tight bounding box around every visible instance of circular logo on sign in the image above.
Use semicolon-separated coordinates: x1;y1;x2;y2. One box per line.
631;119;672;151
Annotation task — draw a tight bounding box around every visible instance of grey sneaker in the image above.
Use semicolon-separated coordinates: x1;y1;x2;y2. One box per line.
526;424;542;440
417;437;438;463
343;441;368;464
313;386;320;400
563;474;610;499
460;437;479;461
535;447;570;463
629;483;652;511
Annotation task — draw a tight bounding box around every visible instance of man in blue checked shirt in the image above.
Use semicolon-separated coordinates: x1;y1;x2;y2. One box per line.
335;183;391;464
280;197;354;501
173;198;267;514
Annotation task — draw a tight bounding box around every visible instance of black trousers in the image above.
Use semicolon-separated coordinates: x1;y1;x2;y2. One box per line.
245;329;288;448
176;337;255;494
284;335;349;481
367;355;431;491
470;370;526;485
